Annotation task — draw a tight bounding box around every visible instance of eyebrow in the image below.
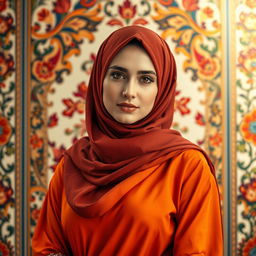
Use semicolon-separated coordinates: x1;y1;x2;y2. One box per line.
108;65;157;76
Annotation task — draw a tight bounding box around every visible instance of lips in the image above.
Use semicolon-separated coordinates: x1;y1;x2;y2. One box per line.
117;102;138;113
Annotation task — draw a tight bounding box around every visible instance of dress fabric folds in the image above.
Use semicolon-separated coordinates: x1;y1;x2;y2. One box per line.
32;150;223;256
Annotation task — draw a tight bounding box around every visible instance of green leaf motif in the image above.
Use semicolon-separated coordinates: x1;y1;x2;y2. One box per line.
238;223;245;232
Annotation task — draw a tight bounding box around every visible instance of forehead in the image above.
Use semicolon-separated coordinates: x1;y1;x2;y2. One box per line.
109;44;156;71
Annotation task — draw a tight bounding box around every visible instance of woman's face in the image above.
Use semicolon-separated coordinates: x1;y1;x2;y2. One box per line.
103;44;158;124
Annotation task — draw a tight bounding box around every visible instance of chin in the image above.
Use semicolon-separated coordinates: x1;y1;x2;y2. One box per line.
115;116;138;124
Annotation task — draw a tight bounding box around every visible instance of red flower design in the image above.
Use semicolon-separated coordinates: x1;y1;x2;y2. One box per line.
193;48;217;78
53;0;71;14
174;91;190;115
195;112;205;126
203;7;214;18
240;179;256;203
0;53;14;78
0;14;13;35
0;180;13;206
48;113;58;127
242;236;256;255
80;0;97;8
175;97;190;115
209;132;222;146
182;0;199;12
62;99;85;117
33;49;61;83
0;241;9;256
30;134;44;149
34;61;55;81
38;8;50;21
31;208;41;222
73;82;88;99
119;0;136;20
0;0;7;12
240;109;256;145
0;116;11;146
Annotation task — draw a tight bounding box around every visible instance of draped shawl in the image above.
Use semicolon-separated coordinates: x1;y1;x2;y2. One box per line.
63;26;215;217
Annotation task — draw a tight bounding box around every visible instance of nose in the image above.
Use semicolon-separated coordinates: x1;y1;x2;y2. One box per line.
122;78;136;99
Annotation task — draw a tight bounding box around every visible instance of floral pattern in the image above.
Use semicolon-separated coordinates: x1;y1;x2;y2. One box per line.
174;91;191;115
238;236;256;255
240;109;256;145
152;1;222;187
0;180;13;206
119;0;136;21
27;2;225;249
0;0;15;253
182;0;199;12
240;179;256;204
0;241;10;256
236;2;256;254
0;53;14;82
106;0;149;26
0;0;7;12
238;48;256;77
0;116;11;146
0;14;13;35
53;0;71;14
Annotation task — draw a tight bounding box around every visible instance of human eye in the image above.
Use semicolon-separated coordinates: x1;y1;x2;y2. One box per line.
110;71;126;80
139;75;155;85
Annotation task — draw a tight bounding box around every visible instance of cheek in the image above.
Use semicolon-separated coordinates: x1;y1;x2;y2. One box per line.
103;80;120;107
141;87;158;108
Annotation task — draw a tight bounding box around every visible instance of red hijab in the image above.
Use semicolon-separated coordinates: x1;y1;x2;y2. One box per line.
64;26;214;217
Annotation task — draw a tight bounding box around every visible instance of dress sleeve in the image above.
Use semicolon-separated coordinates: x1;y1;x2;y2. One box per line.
32;158;71;256
172;150;223;256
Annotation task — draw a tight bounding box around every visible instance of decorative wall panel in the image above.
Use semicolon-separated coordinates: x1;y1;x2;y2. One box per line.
233;0;256;255
28;0;224;254
0;0;16;255
1;0;255;255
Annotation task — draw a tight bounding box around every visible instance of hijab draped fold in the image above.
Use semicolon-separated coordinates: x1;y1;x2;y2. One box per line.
64;26;215;218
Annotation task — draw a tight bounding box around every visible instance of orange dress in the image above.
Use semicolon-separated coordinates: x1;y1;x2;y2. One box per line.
32;149;223;256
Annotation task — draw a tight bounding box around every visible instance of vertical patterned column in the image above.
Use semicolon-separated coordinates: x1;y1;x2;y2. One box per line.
232;0;256;255
0;0;16;255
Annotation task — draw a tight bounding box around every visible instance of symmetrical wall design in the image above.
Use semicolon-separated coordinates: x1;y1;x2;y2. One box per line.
28;0;224;254
0;0;256;255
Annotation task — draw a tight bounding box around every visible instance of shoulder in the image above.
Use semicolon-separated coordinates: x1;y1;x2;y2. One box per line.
172;149;209;168
171;149;215;182
175;149;208;163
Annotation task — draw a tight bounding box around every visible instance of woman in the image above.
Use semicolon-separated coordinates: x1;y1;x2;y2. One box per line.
32;26;223;256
